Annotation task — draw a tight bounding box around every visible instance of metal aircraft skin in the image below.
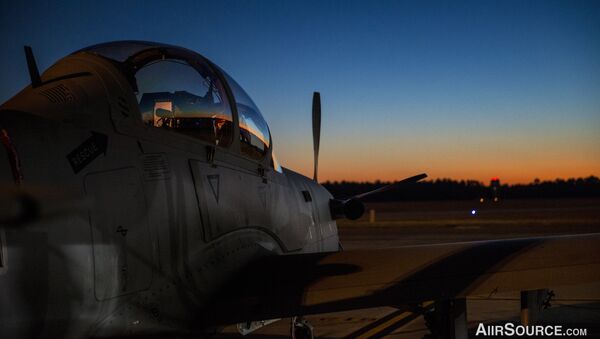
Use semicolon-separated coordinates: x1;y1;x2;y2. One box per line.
0;41;599;339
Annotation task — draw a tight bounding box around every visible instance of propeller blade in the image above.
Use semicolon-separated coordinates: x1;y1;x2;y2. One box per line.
354;173;427;199
24;46;41;88
312;92;321;182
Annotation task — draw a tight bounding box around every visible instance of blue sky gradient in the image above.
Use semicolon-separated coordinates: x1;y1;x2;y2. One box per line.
1;0;599;183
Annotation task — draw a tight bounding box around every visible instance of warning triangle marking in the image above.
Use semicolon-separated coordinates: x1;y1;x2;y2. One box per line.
207;175;220;203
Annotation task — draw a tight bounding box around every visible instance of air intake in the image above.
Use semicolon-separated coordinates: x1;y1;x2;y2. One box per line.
39;84;74;104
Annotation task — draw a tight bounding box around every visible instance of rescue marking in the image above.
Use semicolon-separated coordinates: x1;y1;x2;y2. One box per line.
67;132;107;174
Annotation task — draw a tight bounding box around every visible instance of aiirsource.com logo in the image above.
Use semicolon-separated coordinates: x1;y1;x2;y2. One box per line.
475;323;588;337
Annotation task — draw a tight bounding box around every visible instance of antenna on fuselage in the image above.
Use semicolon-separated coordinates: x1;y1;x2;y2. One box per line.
24;46;41;88
312;92;321;182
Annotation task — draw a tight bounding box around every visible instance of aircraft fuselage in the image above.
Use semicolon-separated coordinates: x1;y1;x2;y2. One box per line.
0;43;339;338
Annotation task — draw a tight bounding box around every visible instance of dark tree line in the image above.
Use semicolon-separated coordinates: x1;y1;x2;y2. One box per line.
322;176;600;201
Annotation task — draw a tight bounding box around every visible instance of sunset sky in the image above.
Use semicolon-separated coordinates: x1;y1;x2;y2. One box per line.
1;0;599;184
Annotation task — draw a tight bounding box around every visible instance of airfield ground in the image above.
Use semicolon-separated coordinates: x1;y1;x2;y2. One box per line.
219;198;600;338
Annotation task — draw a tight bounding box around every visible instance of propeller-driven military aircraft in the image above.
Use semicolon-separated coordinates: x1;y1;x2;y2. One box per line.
1;41;599;339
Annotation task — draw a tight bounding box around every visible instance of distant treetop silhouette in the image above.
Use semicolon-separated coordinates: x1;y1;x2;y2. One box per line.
323;176;600;201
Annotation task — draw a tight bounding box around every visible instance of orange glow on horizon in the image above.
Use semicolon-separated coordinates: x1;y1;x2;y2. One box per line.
273;122;600;185
276;150;600;185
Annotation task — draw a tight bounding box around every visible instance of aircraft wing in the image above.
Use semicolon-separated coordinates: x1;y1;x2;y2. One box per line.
206;233;600;325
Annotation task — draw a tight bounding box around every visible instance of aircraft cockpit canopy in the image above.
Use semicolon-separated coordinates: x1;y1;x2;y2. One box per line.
76;41;271;159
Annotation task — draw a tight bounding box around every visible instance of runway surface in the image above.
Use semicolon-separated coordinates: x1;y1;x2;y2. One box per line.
218;198;600;338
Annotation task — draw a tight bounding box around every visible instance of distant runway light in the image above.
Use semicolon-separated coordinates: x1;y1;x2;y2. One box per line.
471;209;477;215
